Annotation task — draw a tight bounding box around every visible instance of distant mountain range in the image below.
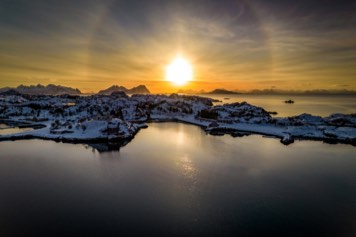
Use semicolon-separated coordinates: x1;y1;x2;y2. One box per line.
0;84;354;96
98;85;150;95
0;84;81;95
177;89;206;94
0;84;151;95
245;89;356;95
205;89;240;95
178;88;239;94
177;88;356;95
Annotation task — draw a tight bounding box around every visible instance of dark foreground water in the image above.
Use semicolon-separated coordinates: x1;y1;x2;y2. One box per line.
0;123;355;236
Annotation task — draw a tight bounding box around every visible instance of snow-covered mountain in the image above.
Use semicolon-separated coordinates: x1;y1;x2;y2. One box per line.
0;84;81;95
98;85;150;95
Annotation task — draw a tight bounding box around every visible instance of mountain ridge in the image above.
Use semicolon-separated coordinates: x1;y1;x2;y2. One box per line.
98;85;150;95
205;89;240;95
0;84;81;95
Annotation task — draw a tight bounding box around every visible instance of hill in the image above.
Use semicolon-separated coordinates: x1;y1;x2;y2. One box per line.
206;89;240;94
0;84;81;95
98;85;150;95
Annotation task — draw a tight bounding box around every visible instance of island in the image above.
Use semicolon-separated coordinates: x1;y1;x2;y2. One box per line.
205;89;240;94
0;92;355;151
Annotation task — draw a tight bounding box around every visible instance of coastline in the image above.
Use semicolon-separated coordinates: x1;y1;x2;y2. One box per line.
0;93;355;151
1;115;355;151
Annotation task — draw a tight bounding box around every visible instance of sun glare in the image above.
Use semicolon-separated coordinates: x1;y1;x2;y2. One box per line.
165;56;193;85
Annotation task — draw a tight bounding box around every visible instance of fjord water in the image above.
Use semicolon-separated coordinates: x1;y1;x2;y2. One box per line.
207;94;356;117
0;123;355;236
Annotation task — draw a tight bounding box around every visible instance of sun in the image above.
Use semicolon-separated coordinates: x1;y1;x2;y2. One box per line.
165;56;193;85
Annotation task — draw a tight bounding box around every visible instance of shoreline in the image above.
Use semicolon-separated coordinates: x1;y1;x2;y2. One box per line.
0;93;355;151
0;118;355;152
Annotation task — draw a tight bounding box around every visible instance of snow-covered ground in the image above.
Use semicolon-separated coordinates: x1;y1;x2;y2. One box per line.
0;93;355;150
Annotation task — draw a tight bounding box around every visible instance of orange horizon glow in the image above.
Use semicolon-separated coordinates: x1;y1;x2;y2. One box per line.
0;1;355;94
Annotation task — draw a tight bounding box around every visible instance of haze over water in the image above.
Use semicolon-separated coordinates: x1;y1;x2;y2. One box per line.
0;123;355;236
208;94;356;117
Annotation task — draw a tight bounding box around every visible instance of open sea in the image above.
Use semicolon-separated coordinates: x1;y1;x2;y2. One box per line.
0;95;355;236
206;94;356;117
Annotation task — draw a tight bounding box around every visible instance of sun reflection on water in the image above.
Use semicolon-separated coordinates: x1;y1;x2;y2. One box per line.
180;155;196;180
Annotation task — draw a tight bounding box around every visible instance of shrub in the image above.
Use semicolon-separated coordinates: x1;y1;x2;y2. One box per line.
198;109;219;120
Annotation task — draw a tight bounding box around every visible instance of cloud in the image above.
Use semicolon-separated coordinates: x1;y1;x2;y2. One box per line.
0;0;355;92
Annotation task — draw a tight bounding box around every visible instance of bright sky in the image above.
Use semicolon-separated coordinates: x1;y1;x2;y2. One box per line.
0;0;355;93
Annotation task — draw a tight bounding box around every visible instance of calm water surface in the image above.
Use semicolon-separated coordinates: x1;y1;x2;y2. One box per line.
206;94;356;117
0;124;33;135
0;123;355;236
